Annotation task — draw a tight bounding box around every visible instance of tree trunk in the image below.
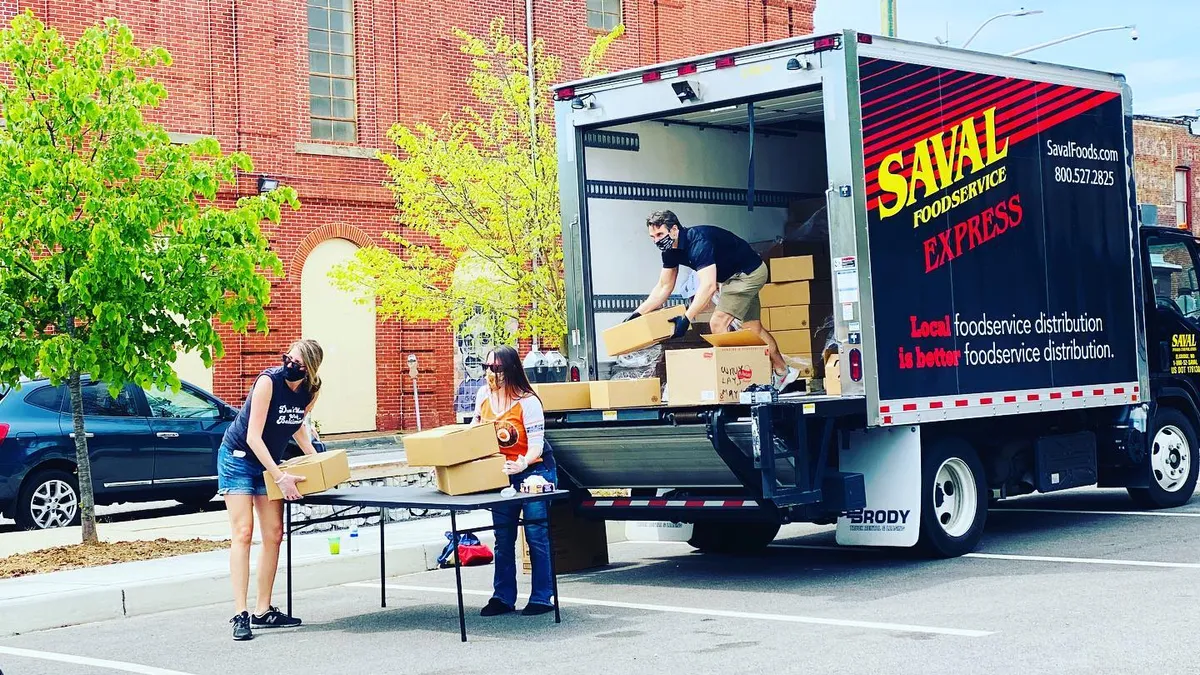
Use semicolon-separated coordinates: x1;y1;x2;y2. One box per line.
67;369;98;544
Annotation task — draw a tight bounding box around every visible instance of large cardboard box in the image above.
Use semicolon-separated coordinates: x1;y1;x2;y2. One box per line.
759;280;830;308
769;255;829;283
518;501;610;574
265;449;351;501
590;378;662;408
600;305;687;357
782;353;817;379
434;454;509;495
533;382;591;411
665;331;772;406
763;305;830;332
773;328;823;355
404;423;499;467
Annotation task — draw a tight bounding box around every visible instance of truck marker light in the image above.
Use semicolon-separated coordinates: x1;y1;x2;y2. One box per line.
849;348;863;381
642;71;662;83
857;34;874;44
554;86;575;101
677;63;698;75
714;56;735;69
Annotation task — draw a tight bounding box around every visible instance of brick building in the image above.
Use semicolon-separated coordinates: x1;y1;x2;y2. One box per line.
1133;115;1200;233
19;1;816;434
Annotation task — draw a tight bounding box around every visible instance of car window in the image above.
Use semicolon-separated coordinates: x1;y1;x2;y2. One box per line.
79;383;140;417
24;385;65;412
144;385;220;419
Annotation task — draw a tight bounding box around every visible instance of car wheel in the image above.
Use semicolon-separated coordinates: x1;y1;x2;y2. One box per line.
1127;407;1199;509
16;469;82;530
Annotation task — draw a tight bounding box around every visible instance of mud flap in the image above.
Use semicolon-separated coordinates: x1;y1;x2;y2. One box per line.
836;426;922;547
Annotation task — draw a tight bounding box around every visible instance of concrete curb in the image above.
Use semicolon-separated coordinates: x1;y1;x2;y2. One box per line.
1;521;631;636
0;536;464;637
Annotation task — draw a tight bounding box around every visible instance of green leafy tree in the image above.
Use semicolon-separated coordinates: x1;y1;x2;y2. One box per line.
0;12;297;541
332;18;623;347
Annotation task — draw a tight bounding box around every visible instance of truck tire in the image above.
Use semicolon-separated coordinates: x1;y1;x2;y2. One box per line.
917;439;988;558
687;521;781;554
1127;408;1198;509
15;469;82;531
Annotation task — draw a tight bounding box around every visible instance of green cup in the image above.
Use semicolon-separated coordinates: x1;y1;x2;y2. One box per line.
328;535;341;555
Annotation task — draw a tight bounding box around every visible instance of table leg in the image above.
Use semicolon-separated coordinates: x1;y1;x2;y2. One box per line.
451;510;467;642
379;508;387;608
285;502;293;617
545;502;561;624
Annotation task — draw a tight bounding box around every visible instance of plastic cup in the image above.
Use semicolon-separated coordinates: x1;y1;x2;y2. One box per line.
328;535;341;555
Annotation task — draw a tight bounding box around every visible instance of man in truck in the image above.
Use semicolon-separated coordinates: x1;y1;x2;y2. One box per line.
627;209;800;391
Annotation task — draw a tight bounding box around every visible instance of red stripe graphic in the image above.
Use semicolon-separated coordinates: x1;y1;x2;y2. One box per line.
859;69;944;118
862;69;977;122
723;500;747;508
863;71;995;135
863;75;1027;151
684;500;705;508
860;60;918;86
650;499;669;507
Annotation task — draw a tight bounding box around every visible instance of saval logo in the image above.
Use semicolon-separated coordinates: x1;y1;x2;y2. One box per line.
844;508;911;525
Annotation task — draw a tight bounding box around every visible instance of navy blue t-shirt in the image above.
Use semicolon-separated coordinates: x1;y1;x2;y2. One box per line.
221;367;314;470
661;225;763;283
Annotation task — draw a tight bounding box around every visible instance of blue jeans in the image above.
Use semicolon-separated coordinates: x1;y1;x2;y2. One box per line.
216;443;268;496
490;463;557;607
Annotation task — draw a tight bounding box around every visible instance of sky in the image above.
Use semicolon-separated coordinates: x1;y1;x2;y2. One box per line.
813;0;1200;117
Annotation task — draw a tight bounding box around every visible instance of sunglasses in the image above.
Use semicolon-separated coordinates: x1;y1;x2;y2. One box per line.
484;363;504;373
281;354;306;371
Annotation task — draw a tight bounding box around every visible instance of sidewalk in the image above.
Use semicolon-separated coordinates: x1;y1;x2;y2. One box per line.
0;512;495;636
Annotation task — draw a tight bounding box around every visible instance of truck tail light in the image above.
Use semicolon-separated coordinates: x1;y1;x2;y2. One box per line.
714;56;735;69
857;34;874;44
849;349;863;382
570;366;580;382
642;71;661;83
554;86;576;101
677;63;698;75
0;423;9;444
813;36;839;51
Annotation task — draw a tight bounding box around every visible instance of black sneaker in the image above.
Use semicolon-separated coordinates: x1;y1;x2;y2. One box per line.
251;606;302;628
230;611;253;641
480;598;514;617
521;602;555;616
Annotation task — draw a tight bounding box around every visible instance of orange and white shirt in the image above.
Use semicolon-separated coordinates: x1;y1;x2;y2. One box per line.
473;388;546;464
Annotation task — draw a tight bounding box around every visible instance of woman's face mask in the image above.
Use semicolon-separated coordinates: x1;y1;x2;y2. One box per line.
485;363;503;390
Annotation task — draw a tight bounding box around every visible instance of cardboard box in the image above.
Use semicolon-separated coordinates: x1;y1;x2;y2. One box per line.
601;305;687;357
773;328;823;356
665;331;772;406
434;454;509;495
533;382;591;411
769;255;826;283
764;305;829;331
265;449;351;501
824;353;842;395
782;353;816;379
759;280;830;308
404;423;499;467
518;501;610;574
590;378;662;409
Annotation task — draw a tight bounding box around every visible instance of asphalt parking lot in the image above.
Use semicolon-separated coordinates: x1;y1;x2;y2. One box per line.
1;488;1198;675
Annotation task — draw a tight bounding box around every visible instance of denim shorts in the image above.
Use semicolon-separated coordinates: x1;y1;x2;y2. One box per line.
217;443;268;496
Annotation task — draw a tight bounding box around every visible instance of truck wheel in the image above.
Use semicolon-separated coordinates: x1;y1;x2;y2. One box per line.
687;521;781;554
1127;408;1198;509
15;469;82;530
917;440;988;558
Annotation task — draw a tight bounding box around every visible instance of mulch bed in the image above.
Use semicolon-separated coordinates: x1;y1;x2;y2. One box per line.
0;538;230;579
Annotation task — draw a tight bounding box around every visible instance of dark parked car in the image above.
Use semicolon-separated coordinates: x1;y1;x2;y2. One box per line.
0;377;320;530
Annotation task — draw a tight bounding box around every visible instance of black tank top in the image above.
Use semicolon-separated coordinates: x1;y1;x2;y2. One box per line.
221;367;314;469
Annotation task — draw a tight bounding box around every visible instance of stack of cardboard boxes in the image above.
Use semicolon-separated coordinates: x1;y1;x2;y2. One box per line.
759;254;832;380
403;424;511;495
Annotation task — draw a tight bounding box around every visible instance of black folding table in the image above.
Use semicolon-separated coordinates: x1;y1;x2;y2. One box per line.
284;485;571;642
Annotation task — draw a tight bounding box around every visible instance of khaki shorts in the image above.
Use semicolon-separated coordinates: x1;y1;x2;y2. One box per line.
716;262;768;322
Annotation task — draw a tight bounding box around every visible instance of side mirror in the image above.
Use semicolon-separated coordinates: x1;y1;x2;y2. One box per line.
222;406;238;421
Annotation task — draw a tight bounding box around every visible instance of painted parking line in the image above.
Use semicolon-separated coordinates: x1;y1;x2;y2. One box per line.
345;582;994;638
769;544;1200;569
0;646;197;675
993;507;1200;518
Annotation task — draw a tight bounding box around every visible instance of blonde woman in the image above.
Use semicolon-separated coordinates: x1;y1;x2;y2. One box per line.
217;339;323;641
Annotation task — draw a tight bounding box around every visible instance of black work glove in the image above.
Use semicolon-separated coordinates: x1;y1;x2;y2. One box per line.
625;311;641;323
668;315;691;339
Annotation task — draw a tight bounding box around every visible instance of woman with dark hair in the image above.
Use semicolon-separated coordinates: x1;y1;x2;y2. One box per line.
473;345;558;617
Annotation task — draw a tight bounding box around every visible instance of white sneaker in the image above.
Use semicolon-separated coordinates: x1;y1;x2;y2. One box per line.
772;366;801;392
